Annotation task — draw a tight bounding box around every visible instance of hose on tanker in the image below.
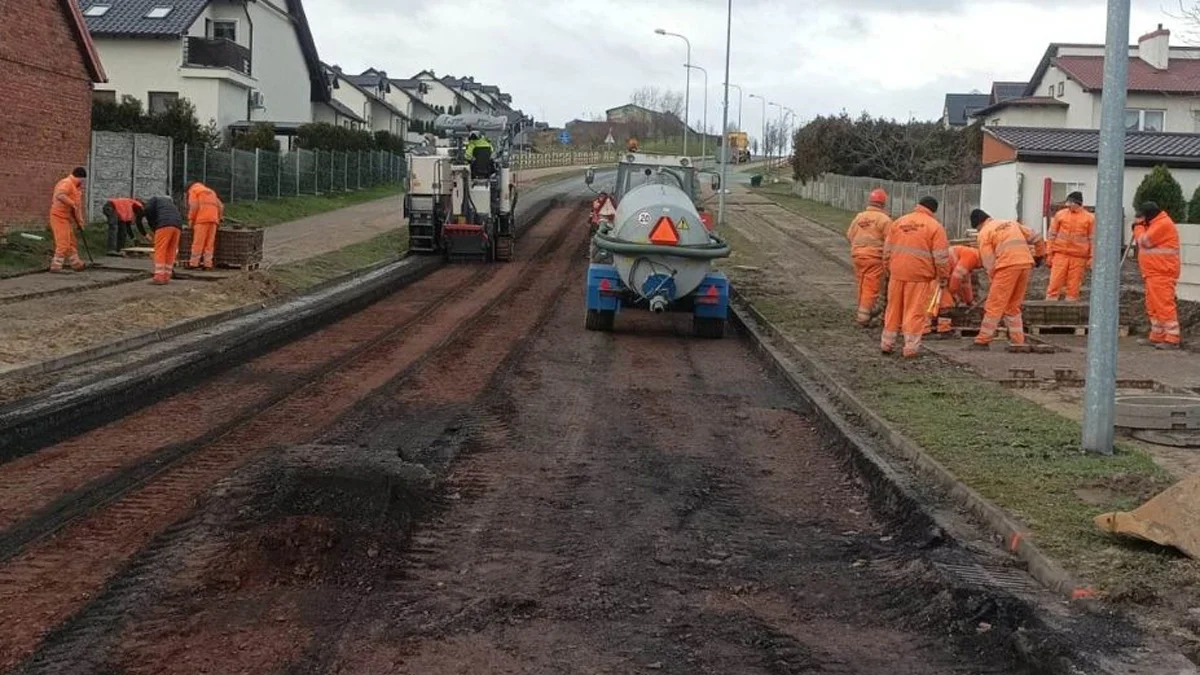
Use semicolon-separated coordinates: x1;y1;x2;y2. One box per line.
591;230;731;260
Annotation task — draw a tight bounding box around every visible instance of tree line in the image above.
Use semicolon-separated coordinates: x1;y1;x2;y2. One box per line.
790;112;982;186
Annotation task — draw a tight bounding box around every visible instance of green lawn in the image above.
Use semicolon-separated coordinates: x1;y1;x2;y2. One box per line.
270;228;408;292
0;224;113;277
721;216;1197;608
751;183;856;234
225;183;402;227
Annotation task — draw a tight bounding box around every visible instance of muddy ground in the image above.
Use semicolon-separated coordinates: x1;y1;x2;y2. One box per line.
0;205;1095;674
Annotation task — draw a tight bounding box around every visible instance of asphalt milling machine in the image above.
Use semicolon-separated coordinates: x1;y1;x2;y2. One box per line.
583;153;732;338
403;114;517;262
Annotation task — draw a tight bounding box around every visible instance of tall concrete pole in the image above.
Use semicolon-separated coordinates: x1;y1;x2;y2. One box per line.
656;29;692;157
725;83;743;131
718;0;732;227
1082;0;1131;455
750;93;766;165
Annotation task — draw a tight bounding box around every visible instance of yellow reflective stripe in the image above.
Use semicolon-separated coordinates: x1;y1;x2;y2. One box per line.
890;244;934;259
1141;247;1179;256
997;239;1029;252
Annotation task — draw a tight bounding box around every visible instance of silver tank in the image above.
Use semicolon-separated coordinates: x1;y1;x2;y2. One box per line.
610;182;712;301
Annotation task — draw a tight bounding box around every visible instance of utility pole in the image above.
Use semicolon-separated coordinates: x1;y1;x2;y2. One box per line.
1082;0;1131;455
717;0;732;227
655;29;691;157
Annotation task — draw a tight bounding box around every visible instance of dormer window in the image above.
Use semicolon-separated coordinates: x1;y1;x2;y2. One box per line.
84;4;111;16
145;6;172;18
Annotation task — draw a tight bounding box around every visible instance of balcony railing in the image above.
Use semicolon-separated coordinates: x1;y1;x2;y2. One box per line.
184;37;251;76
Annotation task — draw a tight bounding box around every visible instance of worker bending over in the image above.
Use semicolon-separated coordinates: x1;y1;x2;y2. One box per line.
931;244;983;336
1132;202;1181;349
1045;191;1094;301
48;167;88;273
137;195;184;285
186;182;224;269
846;188;892;327
967;209;1046;350
102;197;144;256
881;196;951;358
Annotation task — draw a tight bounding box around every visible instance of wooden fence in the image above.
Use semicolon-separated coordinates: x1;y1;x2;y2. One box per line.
793;173;982;239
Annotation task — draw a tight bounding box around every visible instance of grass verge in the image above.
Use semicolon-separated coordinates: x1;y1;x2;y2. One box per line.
269;228;408;292
0;225;113;278
720;215;1200;619
750;183;856;234
224;183;402;227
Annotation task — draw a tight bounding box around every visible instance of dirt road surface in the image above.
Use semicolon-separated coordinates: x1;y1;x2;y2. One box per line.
0;193;1063;673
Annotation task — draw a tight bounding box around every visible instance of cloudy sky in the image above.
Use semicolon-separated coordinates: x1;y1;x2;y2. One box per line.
307;0;1187;130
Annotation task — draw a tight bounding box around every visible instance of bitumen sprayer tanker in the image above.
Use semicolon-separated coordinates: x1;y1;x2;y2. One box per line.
585;175;731;338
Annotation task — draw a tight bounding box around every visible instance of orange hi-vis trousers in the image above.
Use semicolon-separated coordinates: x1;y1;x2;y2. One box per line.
976;266;1031;346
49;217;84;272
189;222;218;268
1046;254;1087;301
153;227;181;284
852;257;885;326
1144;274;1181;345
881;279;935;357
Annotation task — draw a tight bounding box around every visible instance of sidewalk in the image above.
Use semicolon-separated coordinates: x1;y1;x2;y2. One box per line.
0;166;590;374
719;183;1200;661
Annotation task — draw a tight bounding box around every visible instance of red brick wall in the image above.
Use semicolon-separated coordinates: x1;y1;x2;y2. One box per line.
0;0;94;229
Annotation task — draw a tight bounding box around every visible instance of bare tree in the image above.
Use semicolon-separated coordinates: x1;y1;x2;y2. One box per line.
660;90;684;119
1169;2;1200;43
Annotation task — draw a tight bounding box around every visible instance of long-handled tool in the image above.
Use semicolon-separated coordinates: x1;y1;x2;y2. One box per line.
77;224;95;265
1119;238;1136;268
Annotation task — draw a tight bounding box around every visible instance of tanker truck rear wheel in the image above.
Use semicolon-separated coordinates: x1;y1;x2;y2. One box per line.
586;309;615;332
694;316;725;339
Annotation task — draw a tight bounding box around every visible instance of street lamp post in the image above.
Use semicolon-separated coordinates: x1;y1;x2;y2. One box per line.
655;28;691;157
686;64;708;162
783;107;796;162
768;101;782;170
749;93;766;166
718;0;732;227
725;83;743;131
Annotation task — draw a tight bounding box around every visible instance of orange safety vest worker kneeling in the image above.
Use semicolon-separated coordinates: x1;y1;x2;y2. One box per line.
846;188;892;327
931;244;983;335
1045;191;1094;302
880;196;951;358
187;182;224;270
1132;201;1182;349
48;167;88;273
968;209;1046;350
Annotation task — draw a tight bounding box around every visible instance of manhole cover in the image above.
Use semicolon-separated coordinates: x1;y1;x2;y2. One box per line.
1114;395;1200;430
1131;429;1200;448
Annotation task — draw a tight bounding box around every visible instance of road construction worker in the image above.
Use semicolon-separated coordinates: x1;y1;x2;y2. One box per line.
880;196;951;358
186;182;223;269
48;167;88;273
1132;201;1182;349
846;188;892;327
464;131;492;161
968;209;1046;350
1045;191;1094;301
627;138;640;152
930;244;983;336
136;195;183;285
102;197;144;256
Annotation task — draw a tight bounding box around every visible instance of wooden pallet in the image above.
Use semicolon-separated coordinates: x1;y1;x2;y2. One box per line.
1028;324;1130;337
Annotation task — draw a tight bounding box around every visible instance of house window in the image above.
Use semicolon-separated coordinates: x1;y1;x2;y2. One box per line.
1050;181;1087;205
1057;82;1064;97
92;90;117;104
1126;108;1166;131
145;6;172;18
208;19;237;41
84;4;111;16
1048;85;1054;96
148;91;179;114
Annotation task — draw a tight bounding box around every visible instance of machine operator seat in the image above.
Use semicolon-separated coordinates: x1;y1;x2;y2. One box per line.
470;146;496;179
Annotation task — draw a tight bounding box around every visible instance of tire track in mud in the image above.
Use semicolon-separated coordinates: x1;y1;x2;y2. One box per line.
0;204;588;673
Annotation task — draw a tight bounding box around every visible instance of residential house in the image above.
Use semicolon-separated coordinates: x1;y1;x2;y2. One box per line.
81;0;330;143
941;92;990;129
337;68;408;137
385;76;440;133
399;70;478;115
990;81;1028;104
978;125;1200;300
974;26;1200;131
315;65;367;129
1;0;105;230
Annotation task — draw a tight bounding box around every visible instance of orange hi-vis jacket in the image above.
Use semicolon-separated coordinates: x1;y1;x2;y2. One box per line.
882;205;951;283
1047;206;1095;261
187;184;224;226
1133;211;1181;279
110;197;143;222
847;206;891;262
948;245;981;305
977;218;1045;275
51;176;84;224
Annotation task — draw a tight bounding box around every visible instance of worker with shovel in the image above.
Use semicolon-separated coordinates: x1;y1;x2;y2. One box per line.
1131;201;1182;349
928;244;984;338
48;167;89;273
880;196;951;358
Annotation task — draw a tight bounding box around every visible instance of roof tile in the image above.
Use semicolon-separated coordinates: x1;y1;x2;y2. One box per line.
77;0;209;36
988;126;1200;160
1055;55;1200;94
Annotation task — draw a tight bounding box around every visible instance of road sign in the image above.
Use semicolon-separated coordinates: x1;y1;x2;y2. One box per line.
604;130;615;145
559;130;571;145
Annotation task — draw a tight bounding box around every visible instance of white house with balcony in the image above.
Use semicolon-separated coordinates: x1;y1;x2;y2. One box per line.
324;67;408;137
80;0;329;143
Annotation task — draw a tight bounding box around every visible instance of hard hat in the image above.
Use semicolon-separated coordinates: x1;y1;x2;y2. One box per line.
469;131;480;140
868;188;887;205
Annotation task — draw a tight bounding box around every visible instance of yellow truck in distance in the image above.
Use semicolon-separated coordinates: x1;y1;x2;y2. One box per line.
727;131;751;163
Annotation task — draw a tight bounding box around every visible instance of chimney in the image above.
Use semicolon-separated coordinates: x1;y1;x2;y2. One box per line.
1138;24;1170;70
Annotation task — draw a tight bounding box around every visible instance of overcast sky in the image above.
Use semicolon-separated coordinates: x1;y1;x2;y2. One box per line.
307;0;1186;131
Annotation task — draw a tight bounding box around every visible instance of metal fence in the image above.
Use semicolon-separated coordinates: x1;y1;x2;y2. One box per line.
512;150;622;170
793;173;982;239
174;145;406;203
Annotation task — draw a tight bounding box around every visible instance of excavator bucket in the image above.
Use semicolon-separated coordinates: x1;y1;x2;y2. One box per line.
1095;474;1200;559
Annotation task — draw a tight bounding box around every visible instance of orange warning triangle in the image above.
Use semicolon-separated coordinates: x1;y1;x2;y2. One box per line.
649;216;679;245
